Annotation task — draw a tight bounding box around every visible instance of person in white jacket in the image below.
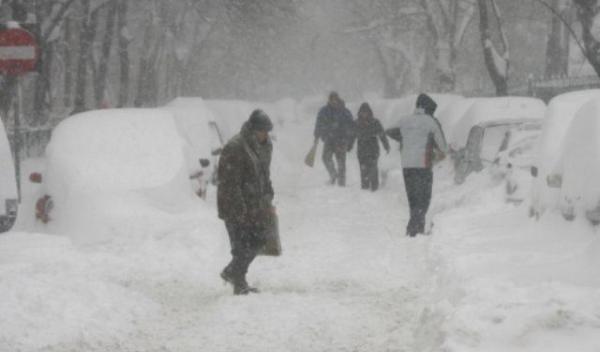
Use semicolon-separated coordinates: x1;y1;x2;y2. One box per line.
386;93;448;237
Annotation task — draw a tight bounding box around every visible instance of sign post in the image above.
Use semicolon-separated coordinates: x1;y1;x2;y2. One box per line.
0;27;39;202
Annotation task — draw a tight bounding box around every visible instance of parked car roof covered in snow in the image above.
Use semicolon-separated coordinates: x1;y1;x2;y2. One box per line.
436;98;479;149
163;97;224;172
552;99;600;222
530;89;600;217
450;96;546;149
43;108;194;239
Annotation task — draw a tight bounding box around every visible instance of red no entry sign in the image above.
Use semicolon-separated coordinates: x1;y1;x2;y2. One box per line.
0;28;38;76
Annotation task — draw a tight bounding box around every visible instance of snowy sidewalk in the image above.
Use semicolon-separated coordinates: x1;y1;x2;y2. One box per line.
1;161;439;351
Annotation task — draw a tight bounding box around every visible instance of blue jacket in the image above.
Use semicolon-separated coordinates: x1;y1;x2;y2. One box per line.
314;105;355;146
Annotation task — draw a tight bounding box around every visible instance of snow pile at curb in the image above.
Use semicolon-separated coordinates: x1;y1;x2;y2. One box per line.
422;172;600;352
0;232;161;351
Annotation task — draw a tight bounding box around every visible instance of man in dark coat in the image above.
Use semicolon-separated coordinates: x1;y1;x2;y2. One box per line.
217;109;275;295
314;92;355;186
351;102;390;191
386;93;448;237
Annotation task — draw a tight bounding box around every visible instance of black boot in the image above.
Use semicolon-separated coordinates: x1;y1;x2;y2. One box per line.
220;266;235;285
233;278;260;295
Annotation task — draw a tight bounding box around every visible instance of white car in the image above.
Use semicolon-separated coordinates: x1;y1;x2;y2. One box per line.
544;98;600;224
453;119;543;204
450;96;546;151
529;89;600;219
163;97;227;197
30;108;197;238
0;116;18;232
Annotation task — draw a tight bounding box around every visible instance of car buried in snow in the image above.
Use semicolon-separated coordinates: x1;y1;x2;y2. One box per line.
453;118;543;203
30;108;216;232
540;98;600;225
0;115;18;232
529;89;600;220
450;97;546;202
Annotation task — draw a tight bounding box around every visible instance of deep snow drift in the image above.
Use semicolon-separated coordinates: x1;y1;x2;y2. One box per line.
1;97;600;352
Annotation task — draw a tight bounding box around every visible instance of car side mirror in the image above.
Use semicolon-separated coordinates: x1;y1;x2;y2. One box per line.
530;166;538;177
546;174;562;188
199;158;210;168
211;148;222;156
29;172;42;183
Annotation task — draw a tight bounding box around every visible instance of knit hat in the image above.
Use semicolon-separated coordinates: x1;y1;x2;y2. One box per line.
248;109;273;132
416;93;438;115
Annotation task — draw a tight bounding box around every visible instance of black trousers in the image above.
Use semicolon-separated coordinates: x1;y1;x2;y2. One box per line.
322;142;347;186
359;158;379;191
223;221;265;283
403;168;433;236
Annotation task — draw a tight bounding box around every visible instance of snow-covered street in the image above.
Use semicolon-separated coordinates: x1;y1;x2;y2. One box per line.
2;103;600;352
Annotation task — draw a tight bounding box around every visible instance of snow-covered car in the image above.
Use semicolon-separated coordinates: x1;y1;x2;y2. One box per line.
450;96;546;151
529;89;600;219
163;97;227;197
542;98;600;224
0;116;18;232
436;97;479;150
30;109;197;239
453;119;543;203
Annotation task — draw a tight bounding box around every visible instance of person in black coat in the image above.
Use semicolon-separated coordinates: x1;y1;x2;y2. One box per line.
351;102;390;191
314;92;355;186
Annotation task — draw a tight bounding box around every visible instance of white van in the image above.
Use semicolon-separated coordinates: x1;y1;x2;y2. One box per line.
0;116;18;232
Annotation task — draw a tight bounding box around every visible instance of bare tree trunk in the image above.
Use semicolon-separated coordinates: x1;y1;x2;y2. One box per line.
135;9;162;107
95;0;118;108
545;0;571;77
63;17;74;108
422;0;475;92
117;0;130;107
478;0;509;96
73;0;98;114
573;0;600;77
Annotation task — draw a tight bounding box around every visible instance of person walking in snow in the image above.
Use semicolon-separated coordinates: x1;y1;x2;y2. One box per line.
313;91;355;186
217;109;276;295
386;93;448;237
350;102;390;191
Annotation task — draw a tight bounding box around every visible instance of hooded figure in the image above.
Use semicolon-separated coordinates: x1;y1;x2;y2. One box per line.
217;109;275;295
350;102;390;191
314;91;355;186
386;93;448;237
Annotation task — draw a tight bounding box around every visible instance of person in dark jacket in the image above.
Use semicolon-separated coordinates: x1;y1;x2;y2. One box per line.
217;109;275;295
314;92;355;186
386;93;448;237
351;102;390;191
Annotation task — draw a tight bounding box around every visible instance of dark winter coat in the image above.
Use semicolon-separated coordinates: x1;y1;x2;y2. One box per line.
314;104;355;147
217;122;274;227
353;116;390;161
